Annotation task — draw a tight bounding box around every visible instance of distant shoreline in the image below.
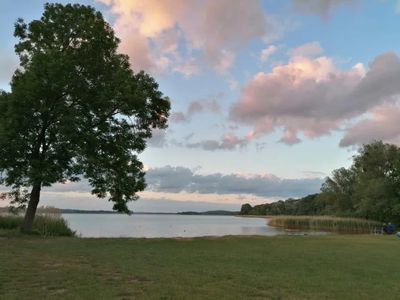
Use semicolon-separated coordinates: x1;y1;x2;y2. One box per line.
60;209;239;216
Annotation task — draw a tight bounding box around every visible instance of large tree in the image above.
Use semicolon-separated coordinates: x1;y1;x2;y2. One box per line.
351;141;400;222
319;141;400;222
0;3;170;231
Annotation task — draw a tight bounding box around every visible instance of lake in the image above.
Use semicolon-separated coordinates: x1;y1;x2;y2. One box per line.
62;214;288;238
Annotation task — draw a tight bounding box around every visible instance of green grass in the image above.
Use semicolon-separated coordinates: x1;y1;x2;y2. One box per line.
0;215;21;229
268;215;383;234
0;215;75;237
0;235;399;299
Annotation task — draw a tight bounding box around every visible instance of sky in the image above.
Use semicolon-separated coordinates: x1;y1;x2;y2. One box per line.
1;0;400;212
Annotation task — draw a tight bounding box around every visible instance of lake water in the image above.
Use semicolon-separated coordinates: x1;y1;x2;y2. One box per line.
62;214;288;238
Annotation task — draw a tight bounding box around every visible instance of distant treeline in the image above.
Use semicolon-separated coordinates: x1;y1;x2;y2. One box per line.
178;210;239;216
240;194;321;216
60;209;120;214
0;206;60;215
241;141;400;224
61;209;176;215
1;207;238;216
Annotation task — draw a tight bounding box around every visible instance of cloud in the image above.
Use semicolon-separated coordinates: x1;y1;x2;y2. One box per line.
48;164;319;199
170;112;187;123
260;45;278;62
279;129;301;145
158;94;225;149
292;0;358;16
148;128;169;148
145;166;193;192
2;166;324;210
130;197;241;212
287;41;324;58
42;181;91;193
145;166;323;198
186;133;249;151
227;77;239;90
172;57;199;78
40;165;322;199
139;191;277;207
187;98;220;115
170;93;223;123
339;104;400;147
230;51;400;145
97;0;272;74
213;50;235;74
0;186;257;211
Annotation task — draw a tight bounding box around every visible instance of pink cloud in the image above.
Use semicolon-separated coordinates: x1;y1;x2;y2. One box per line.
279;129;301;145
187;98;221;115
287;41;324;58
230;52;400;145
260;45;278;62
97;0;271;75
186;133;249;151
170;93;223;124
340;104;400;147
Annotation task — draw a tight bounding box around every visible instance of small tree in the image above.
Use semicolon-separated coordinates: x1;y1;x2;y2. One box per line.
0;3;170;232
319;167;356;214
240;203;253;215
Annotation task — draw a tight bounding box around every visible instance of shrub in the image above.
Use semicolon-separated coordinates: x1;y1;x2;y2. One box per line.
0;215;75;237
268;216;382;234
0;215;22;230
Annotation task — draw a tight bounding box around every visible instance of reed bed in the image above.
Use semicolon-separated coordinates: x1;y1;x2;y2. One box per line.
268;215;383;234
0;214;75;237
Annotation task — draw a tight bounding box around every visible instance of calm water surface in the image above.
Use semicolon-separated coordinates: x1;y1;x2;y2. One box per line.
62;214;288;238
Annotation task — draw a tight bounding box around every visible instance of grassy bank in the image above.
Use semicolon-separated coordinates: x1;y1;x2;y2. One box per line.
268;215;383;234
0;235;399;299
0;215;75;237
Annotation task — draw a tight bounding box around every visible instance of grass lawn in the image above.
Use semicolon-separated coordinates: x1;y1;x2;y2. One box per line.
0;234;399;299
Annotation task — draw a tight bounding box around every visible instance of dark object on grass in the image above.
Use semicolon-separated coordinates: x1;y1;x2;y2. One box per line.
383;222;395;234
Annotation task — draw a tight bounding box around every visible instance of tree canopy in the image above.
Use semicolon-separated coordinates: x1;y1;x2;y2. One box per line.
0;3;170;231
241;141;400;224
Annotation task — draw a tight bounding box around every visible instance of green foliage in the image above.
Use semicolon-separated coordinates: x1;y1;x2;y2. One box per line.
241;141;400;225
0;189;30;212
320;141;400;223
32;215;75;237
0;215;22;229
268;216;382;234
240;203;253;214
320;167;356;213
0;3;170;215
351;141;400;222
0;215;75;237
240;194;321;216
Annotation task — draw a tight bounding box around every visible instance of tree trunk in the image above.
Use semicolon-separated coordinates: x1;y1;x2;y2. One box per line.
21;183;42;232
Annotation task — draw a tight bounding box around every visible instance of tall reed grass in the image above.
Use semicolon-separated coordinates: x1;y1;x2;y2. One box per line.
268;215;382;234
0;214;75;237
